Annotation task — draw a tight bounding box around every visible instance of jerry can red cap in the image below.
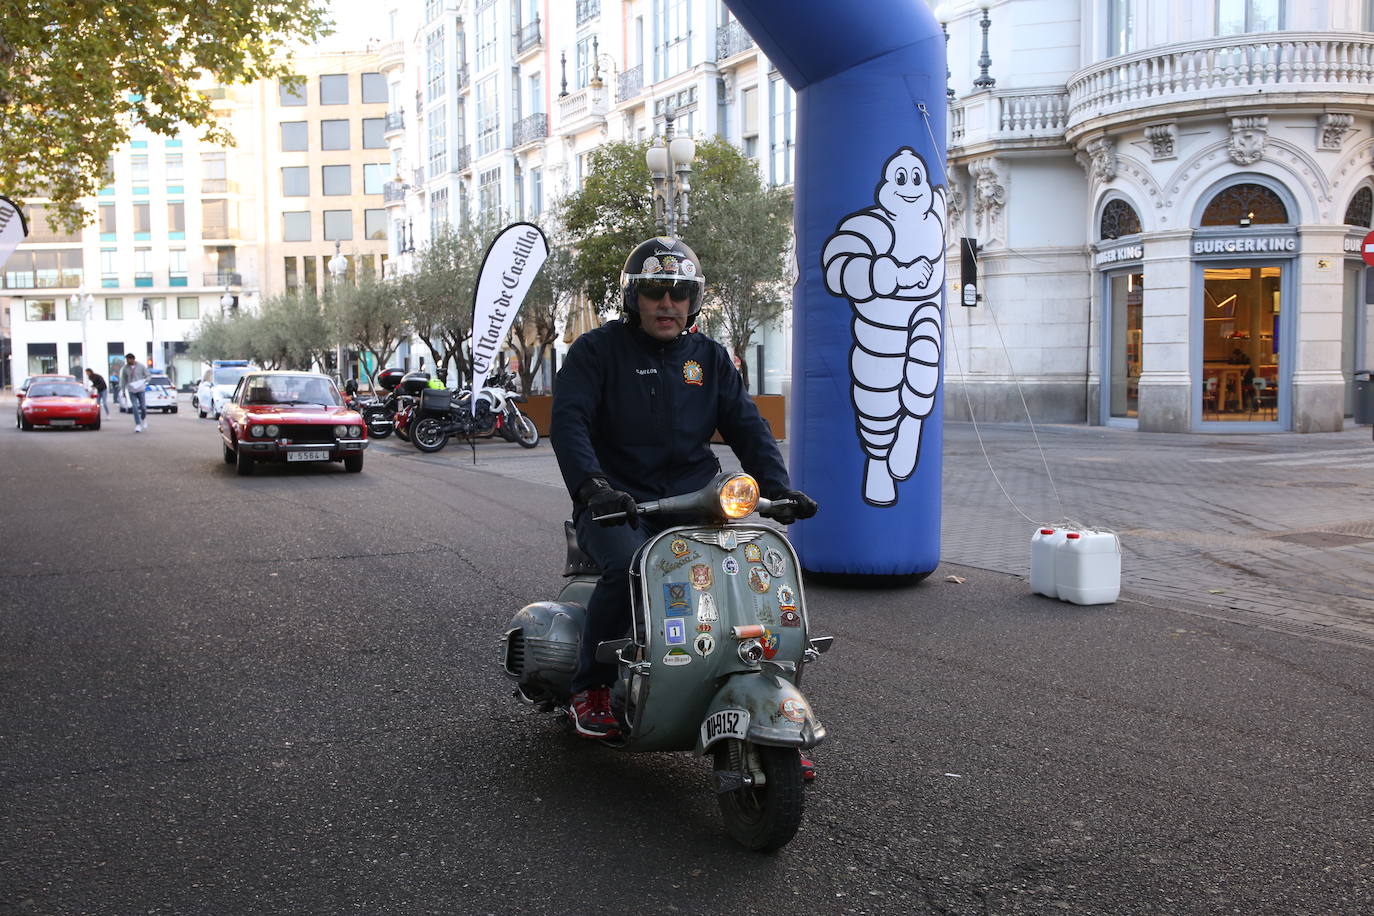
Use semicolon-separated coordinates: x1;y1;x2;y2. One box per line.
1066;532;1082;539
1039;528;1055;535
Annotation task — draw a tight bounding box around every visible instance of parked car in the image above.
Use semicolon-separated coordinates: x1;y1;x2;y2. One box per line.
17;378;101;430
119;372;178;413
218;371;368;475
17;373;78;404
196;360;252;419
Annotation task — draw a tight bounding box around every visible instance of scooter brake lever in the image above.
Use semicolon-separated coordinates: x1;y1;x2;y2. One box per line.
761;659;797;676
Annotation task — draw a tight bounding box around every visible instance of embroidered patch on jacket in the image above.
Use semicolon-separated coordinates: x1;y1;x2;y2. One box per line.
682;361;704;386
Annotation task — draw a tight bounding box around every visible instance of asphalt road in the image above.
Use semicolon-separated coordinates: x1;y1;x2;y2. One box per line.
2;399;1372;915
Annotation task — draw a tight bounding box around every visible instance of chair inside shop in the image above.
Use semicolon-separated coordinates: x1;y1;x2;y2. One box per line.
1202;376;1219;417
1251;377;1276;417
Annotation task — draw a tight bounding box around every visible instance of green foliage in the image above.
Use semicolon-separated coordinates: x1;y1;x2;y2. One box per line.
556;137;793;387
0;0;331;231
185;309;251;364
508;221;577;395
186;291;332;370
328;270;411;386
401;220;496;385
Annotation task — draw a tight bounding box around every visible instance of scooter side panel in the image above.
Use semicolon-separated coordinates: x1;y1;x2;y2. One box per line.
628;525;811;753
695;675;826;754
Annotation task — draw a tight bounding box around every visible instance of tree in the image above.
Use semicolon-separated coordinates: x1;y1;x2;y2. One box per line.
400;222;491;387
507;229;577;396
329;271;410;387
185;309;252;365
557;137;793;389
1;1;331;231
256;290;331;370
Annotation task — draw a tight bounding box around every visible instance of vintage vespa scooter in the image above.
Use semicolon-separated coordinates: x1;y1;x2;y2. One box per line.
502;472;833;851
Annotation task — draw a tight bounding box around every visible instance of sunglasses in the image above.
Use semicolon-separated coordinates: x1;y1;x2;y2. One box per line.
638;279;696;302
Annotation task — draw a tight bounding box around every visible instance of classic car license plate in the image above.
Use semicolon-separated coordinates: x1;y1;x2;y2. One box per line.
701;708;750;746
50;419;75;426
287;449;329;462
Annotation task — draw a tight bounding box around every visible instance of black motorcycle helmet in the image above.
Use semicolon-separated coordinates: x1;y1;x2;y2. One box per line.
620;236;706;329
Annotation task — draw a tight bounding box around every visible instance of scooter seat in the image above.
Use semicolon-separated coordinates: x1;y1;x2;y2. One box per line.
563;520;601;578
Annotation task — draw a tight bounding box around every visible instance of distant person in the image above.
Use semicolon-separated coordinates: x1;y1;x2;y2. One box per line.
85;368;109;415
1227;348;1256;410
1227;347;1251;366
119;353;150;433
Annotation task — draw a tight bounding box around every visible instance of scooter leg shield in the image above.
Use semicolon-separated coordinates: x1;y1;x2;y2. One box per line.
695;674;826;756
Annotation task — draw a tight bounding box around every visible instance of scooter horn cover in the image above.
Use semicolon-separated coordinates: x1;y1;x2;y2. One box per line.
723;0;948;580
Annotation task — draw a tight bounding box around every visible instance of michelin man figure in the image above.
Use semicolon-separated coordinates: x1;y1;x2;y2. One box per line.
821;147;946;506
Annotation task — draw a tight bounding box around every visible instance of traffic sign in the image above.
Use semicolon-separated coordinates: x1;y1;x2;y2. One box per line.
1362;229;1374;267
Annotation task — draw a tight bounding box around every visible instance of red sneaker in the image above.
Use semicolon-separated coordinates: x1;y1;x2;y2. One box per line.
568;688;619;739
799;752;816;782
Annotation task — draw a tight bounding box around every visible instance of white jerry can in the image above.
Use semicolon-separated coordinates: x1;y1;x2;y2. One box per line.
1029;527;1068;598
1054;530;1121;605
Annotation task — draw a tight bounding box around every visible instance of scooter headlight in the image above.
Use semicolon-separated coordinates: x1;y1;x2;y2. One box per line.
718;474;758;519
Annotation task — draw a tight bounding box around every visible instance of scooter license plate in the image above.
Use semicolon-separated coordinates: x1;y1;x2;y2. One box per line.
287;449;329;462
701;708;750;746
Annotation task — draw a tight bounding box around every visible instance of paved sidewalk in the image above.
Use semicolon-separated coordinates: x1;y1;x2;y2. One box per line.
939;421;1374;651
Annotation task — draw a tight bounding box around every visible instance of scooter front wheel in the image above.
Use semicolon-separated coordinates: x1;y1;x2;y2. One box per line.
713;741;805;852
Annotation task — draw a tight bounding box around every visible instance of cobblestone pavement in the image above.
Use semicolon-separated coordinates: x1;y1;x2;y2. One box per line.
938;421;1374;652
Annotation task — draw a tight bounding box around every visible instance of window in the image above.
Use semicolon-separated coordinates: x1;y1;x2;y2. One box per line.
282;166;309;196
425;0;441;21
1345;187;1373;228
529;167;543;216
1217;0;1282;35
426;27;447;101
428;107;448;174
279;78;307;106
364;163;390;194
321;119;350;150
1200;183;1288;226
323;165;352;195
575;35;595;89
476;76;499;156
362;71;387;103
130;154;149;187
474;4;498;71
26;300;57;321
281;121;308;151
169;248;187;284
166;153;183;182
177;296;199;319
202;199;229;236
324;210;353;241
1107;0;1135;56
101;248;119;286
201;152;227;192
430;187;449;234
365;209;388;240
106;297;123;320
1100;199;1142;239
740;84;759;158
528;73;544;115
285;256;299;291
283;211;311;241
99;204;117;236
134;247;153;286
167;201;185;235
478;167;501;220
320;73;348;104
654;0;692;80
133;202;151;236
769;74;795;186
23;205;77;242
362;117;386;148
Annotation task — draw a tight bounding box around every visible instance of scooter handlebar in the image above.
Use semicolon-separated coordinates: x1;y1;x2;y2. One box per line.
591;496;796;525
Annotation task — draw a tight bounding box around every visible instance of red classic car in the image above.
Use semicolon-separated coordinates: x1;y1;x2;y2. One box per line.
17;378;101;430
218;371;368;475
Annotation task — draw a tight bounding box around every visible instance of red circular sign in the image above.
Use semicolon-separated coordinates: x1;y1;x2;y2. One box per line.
1363;230;1374;267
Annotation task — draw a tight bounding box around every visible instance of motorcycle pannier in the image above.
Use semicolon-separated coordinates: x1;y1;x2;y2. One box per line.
420;388;454;411
375;368;407;391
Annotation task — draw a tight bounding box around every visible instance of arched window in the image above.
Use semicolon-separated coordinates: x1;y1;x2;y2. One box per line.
1100;199;1141;240
1200;183;1288;227
1344;187;1372;228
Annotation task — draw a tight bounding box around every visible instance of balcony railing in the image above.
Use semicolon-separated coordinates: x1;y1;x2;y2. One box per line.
454;145;472;172
413;166;425;186
617;65;643;102
385;110;404;132
456;65;469;91
1067;32;1374;136
513;112;548;147
575;0;599;26
203;272;242;287
949;87;1070;153
558;85;609;134
383;182;407;203
515;17;541;55
717;19;755;60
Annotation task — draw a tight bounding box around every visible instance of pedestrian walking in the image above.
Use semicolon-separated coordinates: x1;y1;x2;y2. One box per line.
119;353;150;432
85;368;110;415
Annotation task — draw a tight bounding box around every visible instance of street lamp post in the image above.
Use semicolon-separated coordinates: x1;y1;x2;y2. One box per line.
68;289;94;376
973;0;996;90
646;105;697;238
329;241;348;380
140;297;157;371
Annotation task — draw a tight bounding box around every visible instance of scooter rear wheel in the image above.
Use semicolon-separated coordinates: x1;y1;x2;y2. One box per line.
713;741;805;852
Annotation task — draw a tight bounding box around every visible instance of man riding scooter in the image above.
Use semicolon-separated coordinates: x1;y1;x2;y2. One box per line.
549;237;818;766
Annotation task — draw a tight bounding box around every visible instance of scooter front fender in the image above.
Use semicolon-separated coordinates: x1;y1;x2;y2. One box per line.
695;672;826;755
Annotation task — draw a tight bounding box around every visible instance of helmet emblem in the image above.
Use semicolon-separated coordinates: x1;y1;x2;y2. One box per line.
642;257;662;275
660;255;679;272
682;260;697;277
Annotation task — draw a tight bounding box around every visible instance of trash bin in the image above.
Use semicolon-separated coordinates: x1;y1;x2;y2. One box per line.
1355;371;1374;425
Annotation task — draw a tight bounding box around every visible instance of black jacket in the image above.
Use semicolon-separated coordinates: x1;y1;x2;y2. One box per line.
88;373;106;393
551;320;789;507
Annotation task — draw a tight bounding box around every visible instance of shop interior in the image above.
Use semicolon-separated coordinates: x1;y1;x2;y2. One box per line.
1202;266;1280;420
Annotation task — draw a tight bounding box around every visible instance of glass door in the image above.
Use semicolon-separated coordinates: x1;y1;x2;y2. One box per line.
1107;270;1143;420
1201;265;1280;422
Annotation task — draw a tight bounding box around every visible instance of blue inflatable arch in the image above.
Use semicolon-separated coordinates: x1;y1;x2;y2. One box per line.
723;0;948;580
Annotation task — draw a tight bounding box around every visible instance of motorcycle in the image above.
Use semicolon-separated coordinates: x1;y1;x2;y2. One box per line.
410;372;540;454
502;472;832;851
354;369;431;440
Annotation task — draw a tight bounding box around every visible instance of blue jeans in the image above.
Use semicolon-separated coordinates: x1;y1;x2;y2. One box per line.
95;390;109;415
128;390;146;426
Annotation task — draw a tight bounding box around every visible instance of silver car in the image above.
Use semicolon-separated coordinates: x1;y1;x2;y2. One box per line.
195;363;252;419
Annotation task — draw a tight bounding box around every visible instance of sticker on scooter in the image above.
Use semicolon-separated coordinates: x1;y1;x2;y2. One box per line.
694;633;715;656
665;618;688;646
777;584;796;608
780;608;801;627
701;708;751;746
663;582;691;615
760;629;780;660
690;563;713;590
663;648;693;666
697;592;718;622
719;530;737;550
721;556;740;576
764;547;786;578
670;537;690;557
748;566;771;593
779;698;807;723
744;543;763;563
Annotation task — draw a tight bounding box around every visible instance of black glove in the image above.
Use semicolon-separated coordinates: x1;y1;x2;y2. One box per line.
578;478;639;529
760;488;818;525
